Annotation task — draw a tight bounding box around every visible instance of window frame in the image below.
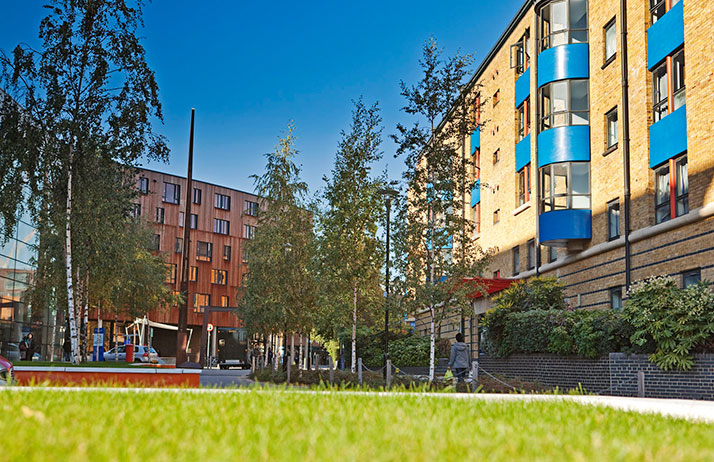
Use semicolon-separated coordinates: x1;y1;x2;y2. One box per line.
166;263;177;285
539;0;589;52
193;188;202;205
189;266;198;282
194;293;211;309
607;199;620;241
517;164;532;207
214;193;231;211
605;106;618;151
654;154;688;224
155;207;165;224
603;17;617;66
512;246;520;275
138;177;149;194
213;218;230;235
244;224;256;239
162;182;181;205
517;98;531;140
211;269;228;286
547;245;558;263
245;200;259;216
682;268;701;288
527;239;536;270
151;234;160;252
196;241;213;262
609;286;623;310
540;162;591;212
175;237;183;254
190;213;198;230
224;245;232;261
539;79;590;131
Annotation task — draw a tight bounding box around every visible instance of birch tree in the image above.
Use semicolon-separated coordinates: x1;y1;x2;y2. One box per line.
318;98;384;372
392;37;489;381
0;0;169;363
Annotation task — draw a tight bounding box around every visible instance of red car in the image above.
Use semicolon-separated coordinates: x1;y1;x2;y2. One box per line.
0;355;13;385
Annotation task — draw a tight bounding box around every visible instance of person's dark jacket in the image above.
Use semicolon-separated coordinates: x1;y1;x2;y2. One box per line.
448;342;471;369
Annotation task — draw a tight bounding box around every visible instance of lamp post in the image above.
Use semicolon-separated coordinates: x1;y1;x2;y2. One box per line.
378;186;398;378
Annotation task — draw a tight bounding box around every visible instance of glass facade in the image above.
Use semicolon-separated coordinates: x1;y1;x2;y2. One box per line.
0;210;62;361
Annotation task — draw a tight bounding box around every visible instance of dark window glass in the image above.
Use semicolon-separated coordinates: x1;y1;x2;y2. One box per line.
224;245;231;261
244;224;256;239
155;207;165;224
215;193;231;210
672;49;686;110
650;0;666;23
131;203;141;218
197;241;212;262
654;163;671;224
675;155;688;217
609;286;623;310
245;200;259;216
138;177;149;194
652;61;668;122
151;234;160;251
512;246;520;275
682;269;700;288
608;200;620;240
548;246;558;263
193;188;202;205
606;108;618;148
213;218;230;235
175;238;183;254
527;239;535;270
163;182;181;204
211;269;227;285
190;214;198;230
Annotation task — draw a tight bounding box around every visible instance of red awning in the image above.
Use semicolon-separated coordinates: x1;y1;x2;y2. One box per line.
461;277;516;300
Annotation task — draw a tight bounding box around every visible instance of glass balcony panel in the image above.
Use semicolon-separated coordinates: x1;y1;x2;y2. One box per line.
571;163;590;195
552;1;568;31
572;195;590;209
570;0;587;29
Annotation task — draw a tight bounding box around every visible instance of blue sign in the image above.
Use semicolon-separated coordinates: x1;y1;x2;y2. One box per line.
93;327;105;362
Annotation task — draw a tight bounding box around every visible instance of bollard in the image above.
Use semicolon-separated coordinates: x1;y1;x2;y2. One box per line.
637;371;645;398
386;359;392;389
471;360;478;393
329;356;334;384
358;357;363;386
287;355;292;385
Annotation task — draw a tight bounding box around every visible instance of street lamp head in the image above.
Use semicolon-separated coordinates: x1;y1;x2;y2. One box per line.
377;186;398;205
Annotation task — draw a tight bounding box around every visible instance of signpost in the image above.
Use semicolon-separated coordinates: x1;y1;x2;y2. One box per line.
92;327;105;361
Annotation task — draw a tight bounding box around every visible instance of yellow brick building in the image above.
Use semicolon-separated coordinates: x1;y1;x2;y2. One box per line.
415;0;714;350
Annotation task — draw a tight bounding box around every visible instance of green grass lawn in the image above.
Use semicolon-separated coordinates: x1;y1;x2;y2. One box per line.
2;389;713;461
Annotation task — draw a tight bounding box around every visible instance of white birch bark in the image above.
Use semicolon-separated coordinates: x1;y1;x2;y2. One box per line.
273;333;279;371
298;334;304;376
65;144;81;365
351;284;357;373
429;308;435;382
82;271;89;362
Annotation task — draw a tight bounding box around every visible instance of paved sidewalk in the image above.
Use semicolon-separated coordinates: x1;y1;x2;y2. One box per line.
3;386;713;423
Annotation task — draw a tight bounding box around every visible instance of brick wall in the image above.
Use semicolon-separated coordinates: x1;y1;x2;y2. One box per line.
478;353;714;400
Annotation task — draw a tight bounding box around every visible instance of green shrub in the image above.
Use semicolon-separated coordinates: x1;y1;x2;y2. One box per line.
435;338;452;358
624;276;714;370
389;336;430;367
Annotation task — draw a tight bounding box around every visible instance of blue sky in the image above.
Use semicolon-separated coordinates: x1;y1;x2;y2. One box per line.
2;0;525;196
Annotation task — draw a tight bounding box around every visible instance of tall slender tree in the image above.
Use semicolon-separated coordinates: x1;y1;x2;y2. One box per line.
318;98;384;372
392;37;489;381
239;125;318;361
0;0;169;363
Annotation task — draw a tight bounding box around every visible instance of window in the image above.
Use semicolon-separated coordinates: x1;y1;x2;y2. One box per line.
654;154;688;224
493;270;501;279
175;237;183;254
548;246;558;263
608;200;620;240
517;98;531;140
512;246;520;275
527;239;535;270
190;214;198;230
220;296;229;308
131;203;141;218
166;264;177;284
155;207;165;224
540;162;590;212
605;108;618;150
540;79;589;130
196;241;213;262
493;90;500;107
193;188;202;205
245;200;259;216
138;177;149;194
604;19;616;64
609;286;623;310
493;149;500;164
194;293;211;309
213;218;230;235
493;209;500;224
178;211;184;227
653;48;685;122
189;266;198;282
224;245;231;261
471;203;481;234
244;224;256;239
539;0;588;51
215;193;231;210
211;269;227;285
151;234;160;251
510;29;531;74
517;165;531;206
163;182;181;204
682;269;701;288
649;0;679;24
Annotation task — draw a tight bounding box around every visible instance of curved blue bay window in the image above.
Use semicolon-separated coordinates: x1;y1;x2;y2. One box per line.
537;0;591;246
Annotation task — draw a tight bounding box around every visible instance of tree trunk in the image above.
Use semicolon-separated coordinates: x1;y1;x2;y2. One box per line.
429;307;436;382
80;270;89;363
298;334;304;376
274;333;279;371
64;144;80;365
351;284;357;373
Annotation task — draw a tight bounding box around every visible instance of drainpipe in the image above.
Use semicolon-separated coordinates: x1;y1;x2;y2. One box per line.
533;9;541;276
620;0;632;290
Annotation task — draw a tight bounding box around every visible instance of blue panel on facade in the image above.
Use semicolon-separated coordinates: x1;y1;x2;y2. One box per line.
515;67;530;107
647;1;684;70
426;232;453;250
539;209;592;243
516;134;531;171
470;179;481;207
537;43;590;87
538;125;590;168
470;128;480;154
649;104;687;168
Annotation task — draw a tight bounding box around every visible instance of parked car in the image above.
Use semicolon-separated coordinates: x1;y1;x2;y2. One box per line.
3;343;39;361
0;355;14;386
219;359;249;370
104;345;163;364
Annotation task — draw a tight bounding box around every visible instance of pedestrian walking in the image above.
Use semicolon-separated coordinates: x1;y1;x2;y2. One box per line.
447;333;471;383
